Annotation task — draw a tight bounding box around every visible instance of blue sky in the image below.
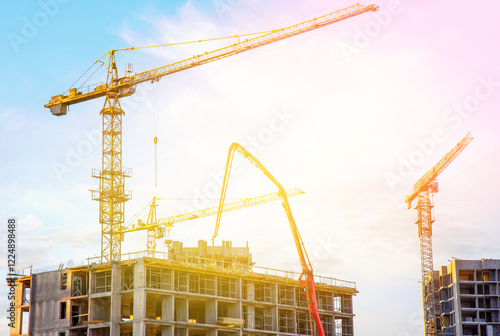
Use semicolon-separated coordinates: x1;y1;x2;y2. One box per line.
2;1;500;335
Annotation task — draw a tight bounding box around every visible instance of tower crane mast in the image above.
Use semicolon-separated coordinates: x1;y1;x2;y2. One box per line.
44;4;378;263
405;132;473;336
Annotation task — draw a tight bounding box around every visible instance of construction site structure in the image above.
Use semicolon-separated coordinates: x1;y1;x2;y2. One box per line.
44;3;378;264
405;132;473;336
437;259;500;336
8;241;357;336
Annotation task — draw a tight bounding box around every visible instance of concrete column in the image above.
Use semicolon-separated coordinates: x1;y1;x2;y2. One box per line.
160;296;174;336
162;295;174;321
175;297;188;322
206;328;217;336
272;282;278;304
110;262;122;336
451;261;463;336
206;299;217;325
28;275;36;335
161;325;173;336
272;283;278;331
247;305;255;329
133;258;146;336
246;281;255;301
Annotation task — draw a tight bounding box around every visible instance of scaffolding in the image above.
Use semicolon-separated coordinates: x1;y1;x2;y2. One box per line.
255;307;273;331
242;305;249;328
93;270;111;293
255;281;272;303
190;273;200;294
320;314;333;336
200;273;216;295
174;270;189;292
147;266;172;290
278;284;295;306
335;317;353;336
333;294;353;314
317;290;333;311
218;276;238;298
242;280;249;300
296;287;308;308
279;308;295;333
297;311;311;335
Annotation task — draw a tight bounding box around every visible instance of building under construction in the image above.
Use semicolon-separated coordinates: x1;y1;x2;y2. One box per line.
9;240;357;336
438;259;500;336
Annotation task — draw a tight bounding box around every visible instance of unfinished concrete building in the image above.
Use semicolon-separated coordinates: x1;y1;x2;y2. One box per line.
9;240;357;336
438;259;500;336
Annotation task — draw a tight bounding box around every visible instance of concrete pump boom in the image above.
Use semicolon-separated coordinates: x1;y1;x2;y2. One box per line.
213;143;325;336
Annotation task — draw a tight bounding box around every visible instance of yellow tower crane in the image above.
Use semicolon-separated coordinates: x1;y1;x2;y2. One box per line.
45;4;378;263
405;132;473;336
120;188;304;258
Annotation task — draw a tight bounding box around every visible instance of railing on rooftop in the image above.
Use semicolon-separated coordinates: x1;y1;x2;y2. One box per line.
31;251;356;290
92;250;355;290
32;259;86;274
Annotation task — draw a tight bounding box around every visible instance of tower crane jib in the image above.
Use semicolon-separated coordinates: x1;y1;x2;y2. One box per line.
44;4;378;263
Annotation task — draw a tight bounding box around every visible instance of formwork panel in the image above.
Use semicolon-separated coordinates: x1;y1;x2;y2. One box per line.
174;270;189;292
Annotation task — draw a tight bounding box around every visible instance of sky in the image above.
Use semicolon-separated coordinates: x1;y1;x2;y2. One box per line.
1;0;500;335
